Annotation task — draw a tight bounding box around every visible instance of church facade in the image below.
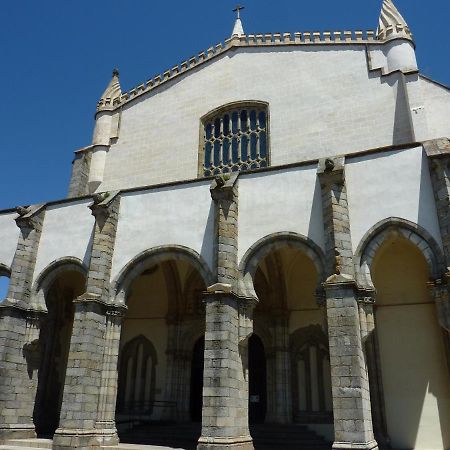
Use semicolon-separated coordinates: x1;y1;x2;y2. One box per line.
0;1;449;449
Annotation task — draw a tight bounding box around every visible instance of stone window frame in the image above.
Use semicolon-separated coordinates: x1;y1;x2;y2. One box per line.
116;334;158;415
198;100;271;177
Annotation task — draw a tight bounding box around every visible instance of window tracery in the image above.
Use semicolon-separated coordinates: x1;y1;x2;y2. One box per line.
200;102;269;176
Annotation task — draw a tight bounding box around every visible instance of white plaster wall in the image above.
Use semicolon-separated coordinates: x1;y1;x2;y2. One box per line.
101;45;407;191
346;146;442;252
238;166;325;264
34;200;95;282
111;181;214;282
0;212;19;269
421;77;450;139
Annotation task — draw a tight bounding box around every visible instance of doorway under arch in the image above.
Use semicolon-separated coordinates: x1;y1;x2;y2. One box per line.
190;337;205;422
249;334;267;424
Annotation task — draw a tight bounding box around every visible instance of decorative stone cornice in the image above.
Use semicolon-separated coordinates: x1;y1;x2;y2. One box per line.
377;0;413;42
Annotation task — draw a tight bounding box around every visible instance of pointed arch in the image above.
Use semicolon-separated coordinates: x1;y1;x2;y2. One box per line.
112;245;214;304
116;335;158;414
238;232;326;298
31;257;88;310
355;217;446;287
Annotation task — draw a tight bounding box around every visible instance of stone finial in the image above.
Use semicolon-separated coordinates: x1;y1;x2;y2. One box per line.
97;69;122;111
377;0;413;42
231;5;245;36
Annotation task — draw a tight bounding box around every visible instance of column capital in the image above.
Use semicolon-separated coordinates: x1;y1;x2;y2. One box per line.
209;172;239;201
317;156;345;187
89;190;120;222
423;137;450;160
74;293;127;316
14;204;46;231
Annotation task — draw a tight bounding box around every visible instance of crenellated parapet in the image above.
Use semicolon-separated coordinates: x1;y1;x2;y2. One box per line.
94;28;400;111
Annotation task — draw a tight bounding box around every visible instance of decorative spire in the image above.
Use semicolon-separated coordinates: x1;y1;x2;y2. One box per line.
232;5;245;36
97;69;122;111
377;0;413;42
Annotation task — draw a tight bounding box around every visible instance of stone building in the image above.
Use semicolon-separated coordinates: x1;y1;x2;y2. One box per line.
0;1;449;449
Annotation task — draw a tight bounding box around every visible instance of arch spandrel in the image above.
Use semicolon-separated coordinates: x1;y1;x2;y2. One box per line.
354;217;446;288
112;245;214;304
238;232;326;299
31;257;88;311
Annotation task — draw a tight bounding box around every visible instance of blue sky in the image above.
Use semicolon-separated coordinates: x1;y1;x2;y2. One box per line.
0;0;448;212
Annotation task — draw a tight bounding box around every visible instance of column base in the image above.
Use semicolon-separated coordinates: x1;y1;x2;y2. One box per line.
332;439;378;450
198;435;254;450
53;427;118;449
0;424;36;444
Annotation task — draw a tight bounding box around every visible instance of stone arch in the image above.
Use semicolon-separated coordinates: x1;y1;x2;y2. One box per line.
0;263;11;277
31;257;88;310
113;245;214;304
239;232;326;298
355;217;446;288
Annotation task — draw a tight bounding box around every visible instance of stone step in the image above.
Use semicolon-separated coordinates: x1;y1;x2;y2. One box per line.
0;438;52;449
102;445;187;450
0;447;48;450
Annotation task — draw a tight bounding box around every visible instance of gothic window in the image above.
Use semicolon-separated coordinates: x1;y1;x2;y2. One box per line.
200;102;269;177
117;335;158;415
290;325;333;423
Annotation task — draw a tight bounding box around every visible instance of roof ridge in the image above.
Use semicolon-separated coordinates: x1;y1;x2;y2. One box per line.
97;28;398;112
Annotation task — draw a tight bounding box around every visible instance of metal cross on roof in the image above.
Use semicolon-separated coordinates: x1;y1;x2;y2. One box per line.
233;5;245;19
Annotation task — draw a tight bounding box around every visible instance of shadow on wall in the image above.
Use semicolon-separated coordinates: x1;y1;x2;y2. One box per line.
417;151;442;248
200;200;215;276
392;73;415;145
307;176;326;253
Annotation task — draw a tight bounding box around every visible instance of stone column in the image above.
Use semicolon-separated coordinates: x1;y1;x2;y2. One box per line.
272;313;291;424
424;139;450;335
358;295;389;446
318;158;378;450
162;317;179;421
0;205;46;443
53;192;124;450
198;174;254;450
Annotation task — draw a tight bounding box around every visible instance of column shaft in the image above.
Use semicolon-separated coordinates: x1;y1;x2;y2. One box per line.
53;192;123;449
198;174;254;450
0;205;45;443
318;158;378;450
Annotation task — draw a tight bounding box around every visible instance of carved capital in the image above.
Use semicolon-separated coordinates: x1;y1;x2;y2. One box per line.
210;172;239;201
89;190;120;222
317;156;345;187
14;204;45;231
423;138;450;160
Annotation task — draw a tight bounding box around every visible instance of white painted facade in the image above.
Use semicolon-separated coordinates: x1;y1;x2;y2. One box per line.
33;200;95;283
0;3;449;450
